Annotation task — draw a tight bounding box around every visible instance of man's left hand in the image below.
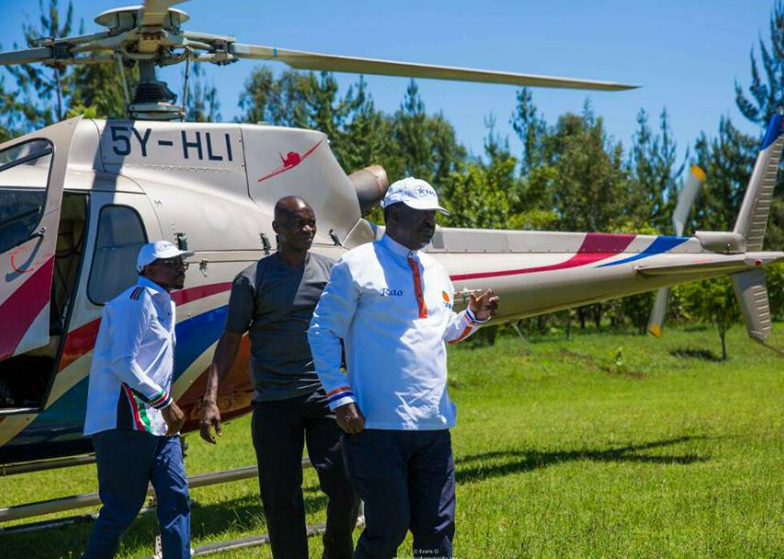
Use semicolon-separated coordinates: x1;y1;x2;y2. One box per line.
469;289;500;321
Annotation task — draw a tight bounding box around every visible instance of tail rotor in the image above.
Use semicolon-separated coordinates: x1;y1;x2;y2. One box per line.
647;165;705;337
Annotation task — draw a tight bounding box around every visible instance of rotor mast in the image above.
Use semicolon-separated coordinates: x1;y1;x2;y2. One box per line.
94;3;194;120
129;59;183;120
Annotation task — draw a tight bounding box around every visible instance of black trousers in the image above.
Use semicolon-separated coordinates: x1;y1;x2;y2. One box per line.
344;429;456;559
252;391;360;559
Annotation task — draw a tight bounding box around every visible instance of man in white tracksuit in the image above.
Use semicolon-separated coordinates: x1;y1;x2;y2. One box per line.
308;177;499;559
82;240;192;559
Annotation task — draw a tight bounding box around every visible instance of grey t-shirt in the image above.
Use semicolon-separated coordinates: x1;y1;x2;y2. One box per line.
225;252;334;402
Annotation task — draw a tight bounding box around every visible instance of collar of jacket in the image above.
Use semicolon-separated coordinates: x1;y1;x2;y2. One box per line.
136;275;171;301
379;233;420;260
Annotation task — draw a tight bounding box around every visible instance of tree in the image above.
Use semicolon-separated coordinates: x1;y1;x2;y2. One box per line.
692;117;757;233
735;0;784;127
508;90;558;230
0;76;35;140
627;108;683;232
544;102;629;234
337;77;397;176
0;0;140;126
734;0;784;251
511;87;547;176
765;263;784;321
67;62;129;120
441;120;517;230
238;67;312;128
676;277;740;360
3;0;77;129
391;80;465;186
185;63;221;123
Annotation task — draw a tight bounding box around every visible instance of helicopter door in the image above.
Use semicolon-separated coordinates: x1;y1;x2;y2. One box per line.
0;117;82;362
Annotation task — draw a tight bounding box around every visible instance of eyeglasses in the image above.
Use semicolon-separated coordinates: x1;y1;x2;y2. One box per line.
153;258;189;271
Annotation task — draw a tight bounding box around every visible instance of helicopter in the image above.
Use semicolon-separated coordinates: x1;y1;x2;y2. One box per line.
0;0;781;468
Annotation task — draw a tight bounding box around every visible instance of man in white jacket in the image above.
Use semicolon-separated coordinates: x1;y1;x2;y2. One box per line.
308;177;499;559
81;240;191;559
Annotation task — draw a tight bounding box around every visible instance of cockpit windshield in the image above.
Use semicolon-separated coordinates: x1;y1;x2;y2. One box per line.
0;140;53;254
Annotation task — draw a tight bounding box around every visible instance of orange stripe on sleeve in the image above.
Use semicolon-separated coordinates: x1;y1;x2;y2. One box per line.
326;386;352;398
448;326;473;345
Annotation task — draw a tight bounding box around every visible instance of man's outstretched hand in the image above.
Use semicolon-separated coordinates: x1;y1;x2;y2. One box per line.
469;289;500;321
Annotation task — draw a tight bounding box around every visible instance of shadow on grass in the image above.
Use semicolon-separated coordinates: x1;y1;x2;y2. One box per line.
557;349;646;378
0;488;328;559
455;436;707;484
669;348;724;362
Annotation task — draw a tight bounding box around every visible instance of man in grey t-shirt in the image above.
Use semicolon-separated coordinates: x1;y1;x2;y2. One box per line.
198;196;359;559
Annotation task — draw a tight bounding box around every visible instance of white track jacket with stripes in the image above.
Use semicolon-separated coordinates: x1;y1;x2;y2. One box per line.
84;276;175;436
308;234;487;430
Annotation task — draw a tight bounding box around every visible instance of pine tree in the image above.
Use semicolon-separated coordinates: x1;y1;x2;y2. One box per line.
67;62;129;120
440;118;517;230
627;108;683;232
546;102;628;233
336;77;394;174
692;116;757;233
511;87;547;177
184;63;220;123
3;0;77;128
735;0;784;126
391;80;465;186
734;0;784;250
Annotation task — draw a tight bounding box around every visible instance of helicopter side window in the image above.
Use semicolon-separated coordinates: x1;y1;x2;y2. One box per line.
87;205;148;305
0;139;54;254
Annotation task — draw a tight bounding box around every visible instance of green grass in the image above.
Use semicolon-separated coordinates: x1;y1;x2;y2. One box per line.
3;324;784;558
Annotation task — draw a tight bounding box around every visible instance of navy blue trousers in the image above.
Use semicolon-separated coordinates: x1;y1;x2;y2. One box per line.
252;391;360;559
343;429;456;559
81;429;191;559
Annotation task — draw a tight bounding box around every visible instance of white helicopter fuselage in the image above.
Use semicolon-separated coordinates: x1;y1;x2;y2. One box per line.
0;116;780;464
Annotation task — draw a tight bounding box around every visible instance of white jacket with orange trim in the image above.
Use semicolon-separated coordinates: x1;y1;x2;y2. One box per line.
308;234;487;430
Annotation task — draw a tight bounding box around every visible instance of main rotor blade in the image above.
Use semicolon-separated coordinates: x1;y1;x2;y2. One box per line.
0;47;53;66
184;30;236;44
230;44;638;91
139;0;190;27
672;165;705;237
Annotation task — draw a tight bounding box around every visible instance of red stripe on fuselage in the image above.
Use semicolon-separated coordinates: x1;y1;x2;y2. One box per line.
56;282;232;373
171;282;232;306
450;233;636;281
0;258;55;361
58;319;102;372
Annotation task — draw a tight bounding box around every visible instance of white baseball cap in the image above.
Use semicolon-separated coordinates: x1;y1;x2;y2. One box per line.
382;177;450;216
136;241;194;273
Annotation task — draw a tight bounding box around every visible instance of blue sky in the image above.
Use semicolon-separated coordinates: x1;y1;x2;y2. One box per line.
0;0;776;168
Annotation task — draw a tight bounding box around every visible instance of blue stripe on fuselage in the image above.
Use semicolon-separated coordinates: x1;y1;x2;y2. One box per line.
174;305;228;378
597;236;689;268
761;114;784;151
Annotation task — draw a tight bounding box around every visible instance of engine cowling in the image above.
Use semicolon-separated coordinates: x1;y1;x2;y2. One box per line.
348;165;389;215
